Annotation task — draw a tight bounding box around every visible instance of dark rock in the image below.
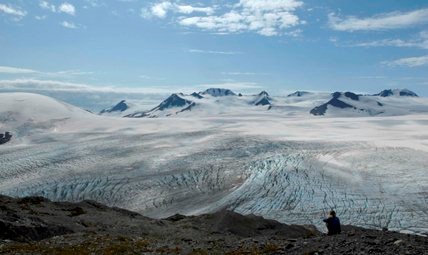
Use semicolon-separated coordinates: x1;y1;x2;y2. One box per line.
0;219;73;242
287;91;310;97
100;100;129;114
375;89;418;97
166;214;186;222
18;197;49;205
343;92;360;101
191;92;203;99
157;94;193;111
201;88;236;97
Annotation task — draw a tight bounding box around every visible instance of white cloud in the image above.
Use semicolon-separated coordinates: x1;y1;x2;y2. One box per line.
150;1;172;18
187;49;243;55
355;38;428;49
59;2;76;15
0;79;98;92
139;74;165;81
83;0;105;8
61;21;77;29
176;5;214;15
142;1;214;19
143;0;304;36
0;79;187;94
353;31;428;49
383;55;428;67
35;15;48;20
329;8;428;31
0;65;92;77
221;72;269;76
0;4;27;18
39;1;56;12
199;82;262;90
0;66;37;74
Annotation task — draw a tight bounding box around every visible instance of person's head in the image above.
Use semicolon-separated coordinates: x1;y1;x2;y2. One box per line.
329;210;336;217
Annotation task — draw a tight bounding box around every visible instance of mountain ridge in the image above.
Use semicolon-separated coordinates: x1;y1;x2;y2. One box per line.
98;88;425;118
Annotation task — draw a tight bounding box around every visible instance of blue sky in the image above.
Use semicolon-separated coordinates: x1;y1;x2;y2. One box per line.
1;0;428;95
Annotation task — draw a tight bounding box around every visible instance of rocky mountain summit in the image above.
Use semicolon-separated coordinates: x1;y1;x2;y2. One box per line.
0;195;426;254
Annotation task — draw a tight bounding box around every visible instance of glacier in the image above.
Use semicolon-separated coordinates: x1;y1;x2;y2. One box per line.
0;92;428;235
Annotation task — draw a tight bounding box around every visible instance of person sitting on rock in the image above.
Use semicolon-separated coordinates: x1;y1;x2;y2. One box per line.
323;210;341;235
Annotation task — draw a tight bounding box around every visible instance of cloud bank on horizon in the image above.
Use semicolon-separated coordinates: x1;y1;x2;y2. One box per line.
0;0;427;95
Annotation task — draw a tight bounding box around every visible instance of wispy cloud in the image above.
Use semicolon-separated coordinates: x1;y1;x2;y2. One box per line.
0;66;37;74
139;74;165;81
0;65;91;77
0;79;187;94
198;82;262;90
383;55;428;67
143;0;304;36
0;4;27;19
353;76;387;80
329;8;428;31
40;1;56;12
83;0;105;8
187;49;243;55
221;72;269;76
35;15;48;20
40;2;76;15
61;21;78;29
59;2;76;16
353;31;428;49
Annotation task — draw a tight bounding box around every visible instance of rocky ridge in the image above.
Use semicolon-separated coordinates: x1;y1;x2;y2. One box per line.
0;195;427;254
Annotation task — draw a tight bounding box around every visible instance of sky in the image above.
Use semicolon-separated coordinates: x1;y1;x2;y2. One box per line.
1;0;428;96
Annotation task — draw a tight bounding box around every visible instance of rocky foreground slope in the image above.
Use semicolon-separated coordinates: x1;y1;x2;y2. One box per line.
0;196;426;254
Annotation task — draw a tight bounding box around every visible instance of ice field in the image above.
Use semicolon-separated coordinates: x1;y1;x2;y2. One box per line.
1;92;428;234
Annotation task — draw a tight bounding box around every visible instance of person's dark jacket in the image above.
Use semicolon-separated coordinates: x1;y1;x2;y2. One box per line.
323;216;341;235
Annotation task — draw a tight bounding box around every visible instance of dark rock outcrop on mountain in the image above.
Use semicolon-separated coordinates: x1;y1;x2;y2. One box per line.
342;92;360;101
201;88;236;97
287;91;311;97
125;94;195;118
0;132;12;145
1;195;427;254
254;97;271;106
191;92;203;99
310;92;356;116
99;100;129;114
377;89;394;97
156;94;193;111
375;89;418;97
252;91;272;106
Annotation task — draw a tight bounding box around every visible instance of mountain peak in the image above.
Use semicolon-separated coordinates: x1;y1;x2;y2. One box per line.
375;89;418;97
258;91;269;97
201;88;236;97
191;92;204;99
287;91;310;97
100;100;129;114
253;91;272;106
157;94;193;111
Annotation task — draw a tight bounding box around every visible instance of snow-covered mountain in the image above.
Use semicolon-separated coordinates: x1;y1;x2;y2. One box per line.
251;91;272;106
310;89;428;116
99;88;428;118
0;93;94;138
201;88;236;97
125;93;196;118
99;100;130;114
375;89;418;97
287;91;312;97
101;88;275;118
